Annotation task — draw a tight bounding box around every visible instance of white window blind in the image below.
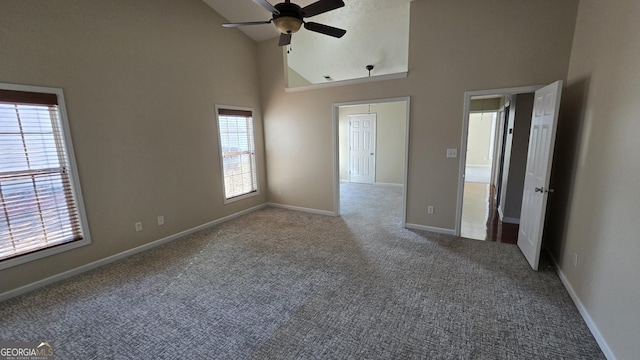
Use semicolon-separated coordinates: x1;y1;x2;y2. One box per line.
0;88;86;263
216;108;258;200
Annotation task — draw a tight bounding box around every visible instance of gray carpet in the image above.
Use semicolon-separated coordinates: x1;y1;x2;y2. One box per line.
0;183;604;359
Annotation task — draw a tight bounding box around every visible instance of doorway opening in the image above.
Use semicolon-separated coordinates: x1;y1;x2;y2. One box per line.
461;104;499;240
457;86;540;242
332;97;410;226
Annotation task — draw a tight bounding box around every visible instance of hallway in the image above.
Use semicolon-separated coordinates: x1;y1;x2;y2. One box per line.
461;182;518;244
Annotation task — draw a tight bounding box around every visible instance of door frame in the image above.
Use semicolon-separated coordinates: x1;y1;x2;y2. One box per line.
348;113;377;184
494;103;510;207
332;96;411;226
455;85;542;236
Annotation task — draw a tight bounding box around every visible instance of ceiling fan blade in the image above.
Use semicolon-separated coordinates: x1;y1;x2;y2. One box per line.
252;0;280;15
222;20;272;28
279;33;292;46
301;0;345;18
304;22;346;38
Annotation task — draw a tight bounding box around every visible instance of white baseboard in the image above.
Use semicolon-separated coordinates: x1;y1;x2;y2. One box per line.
339;181;403;187
374;182;403;187
405;223;456;235
550;256;616;360
267;202;337;217
496;204;519;224
0;203;268;303
501;216;520;224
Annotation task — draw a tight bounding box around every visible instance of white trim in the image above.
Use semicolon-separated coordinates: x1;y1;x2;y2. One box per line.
214;104;261;204
405;223;456;236
550;256;616;360
374;182;403;187
333;96;410;227
0;238;91;271
286;72;407;92
267;202;336;217
333;105;341;216
488;113;497;165
402;98;411;228
0;204;267;302
0;83;92;270
456;85;543;236
498;205;505;221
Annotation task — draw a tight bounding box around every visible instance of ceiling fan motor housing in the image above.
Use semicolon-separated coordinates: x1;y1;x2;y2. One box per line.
273;2;304;34
222;0;347;46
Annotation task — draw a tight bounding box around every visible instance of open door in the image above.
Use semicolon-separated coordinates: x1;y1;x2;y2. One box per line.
517;80;563;270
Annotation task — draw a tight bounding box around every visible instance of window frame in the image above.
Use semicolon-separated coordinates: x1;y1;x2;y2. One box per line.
214;105;260;204
0;83;91;270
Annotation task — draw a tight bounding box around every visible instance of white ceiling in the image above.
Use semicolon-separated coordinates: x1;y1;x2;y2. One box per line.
203;0;411;86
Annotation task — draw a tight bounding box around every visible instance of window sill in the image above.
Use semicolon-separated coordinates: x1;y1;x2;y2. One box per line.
223;190;261;205
0;238;92;271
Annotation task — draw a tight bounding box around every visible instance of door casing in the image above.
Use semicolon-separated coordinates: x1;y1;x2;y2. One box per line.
456;85;543;236
332;97;411;226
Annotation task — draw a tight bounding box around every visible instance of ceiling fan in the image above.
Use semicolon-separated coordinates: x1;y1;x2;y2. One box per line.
222;0;347;46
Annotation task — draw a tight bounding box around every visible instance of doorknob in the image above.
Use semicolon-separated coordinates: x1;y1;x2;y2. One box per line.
534;187;544;193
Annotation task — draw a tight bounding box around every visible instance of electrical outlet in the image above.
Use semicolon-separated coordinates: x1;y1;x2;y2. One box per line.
573;253;578;267
135;222;143;232
157;216;164;226
427;206;434;214
446;148;458;158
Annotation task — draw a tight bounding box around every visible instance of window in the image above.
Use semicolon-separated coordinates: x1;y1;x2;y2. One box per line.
0;84;90;269
215;106;258;202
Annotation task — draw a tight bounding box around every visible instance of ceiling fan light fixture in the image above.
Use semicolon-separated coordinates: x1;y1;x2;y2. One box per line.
273;16;303;34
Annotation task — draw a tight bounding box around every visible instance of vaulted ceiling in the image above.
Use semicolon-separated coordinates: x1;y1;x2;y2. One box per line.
203;0;410;86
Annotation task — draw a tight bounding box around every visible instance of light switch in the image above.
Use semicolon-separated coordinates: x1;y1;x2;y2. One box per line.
446;148;458;158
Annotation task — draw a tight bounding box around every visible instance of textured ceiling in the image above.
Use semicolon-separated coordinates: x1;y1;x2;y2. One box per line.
203;0;318;42
203;0;411;86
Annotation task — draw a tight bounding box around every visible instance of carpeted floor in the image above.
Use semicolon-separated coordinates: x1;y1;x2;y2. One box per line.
0;183;604;359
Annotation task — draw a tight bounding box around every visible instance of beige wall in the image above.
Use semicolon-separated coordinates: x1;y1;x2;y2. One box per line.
287;67;311;87
260;0;578;229
338;102;407;184
0;0;266;294
545;0;640;358
466;112;494;167
2;0;637;357
470;98;501;112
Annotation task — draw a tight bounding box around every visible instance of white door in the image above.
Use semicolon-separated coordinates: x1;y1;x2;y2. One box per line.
517;81;563;270
349;114;376;184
